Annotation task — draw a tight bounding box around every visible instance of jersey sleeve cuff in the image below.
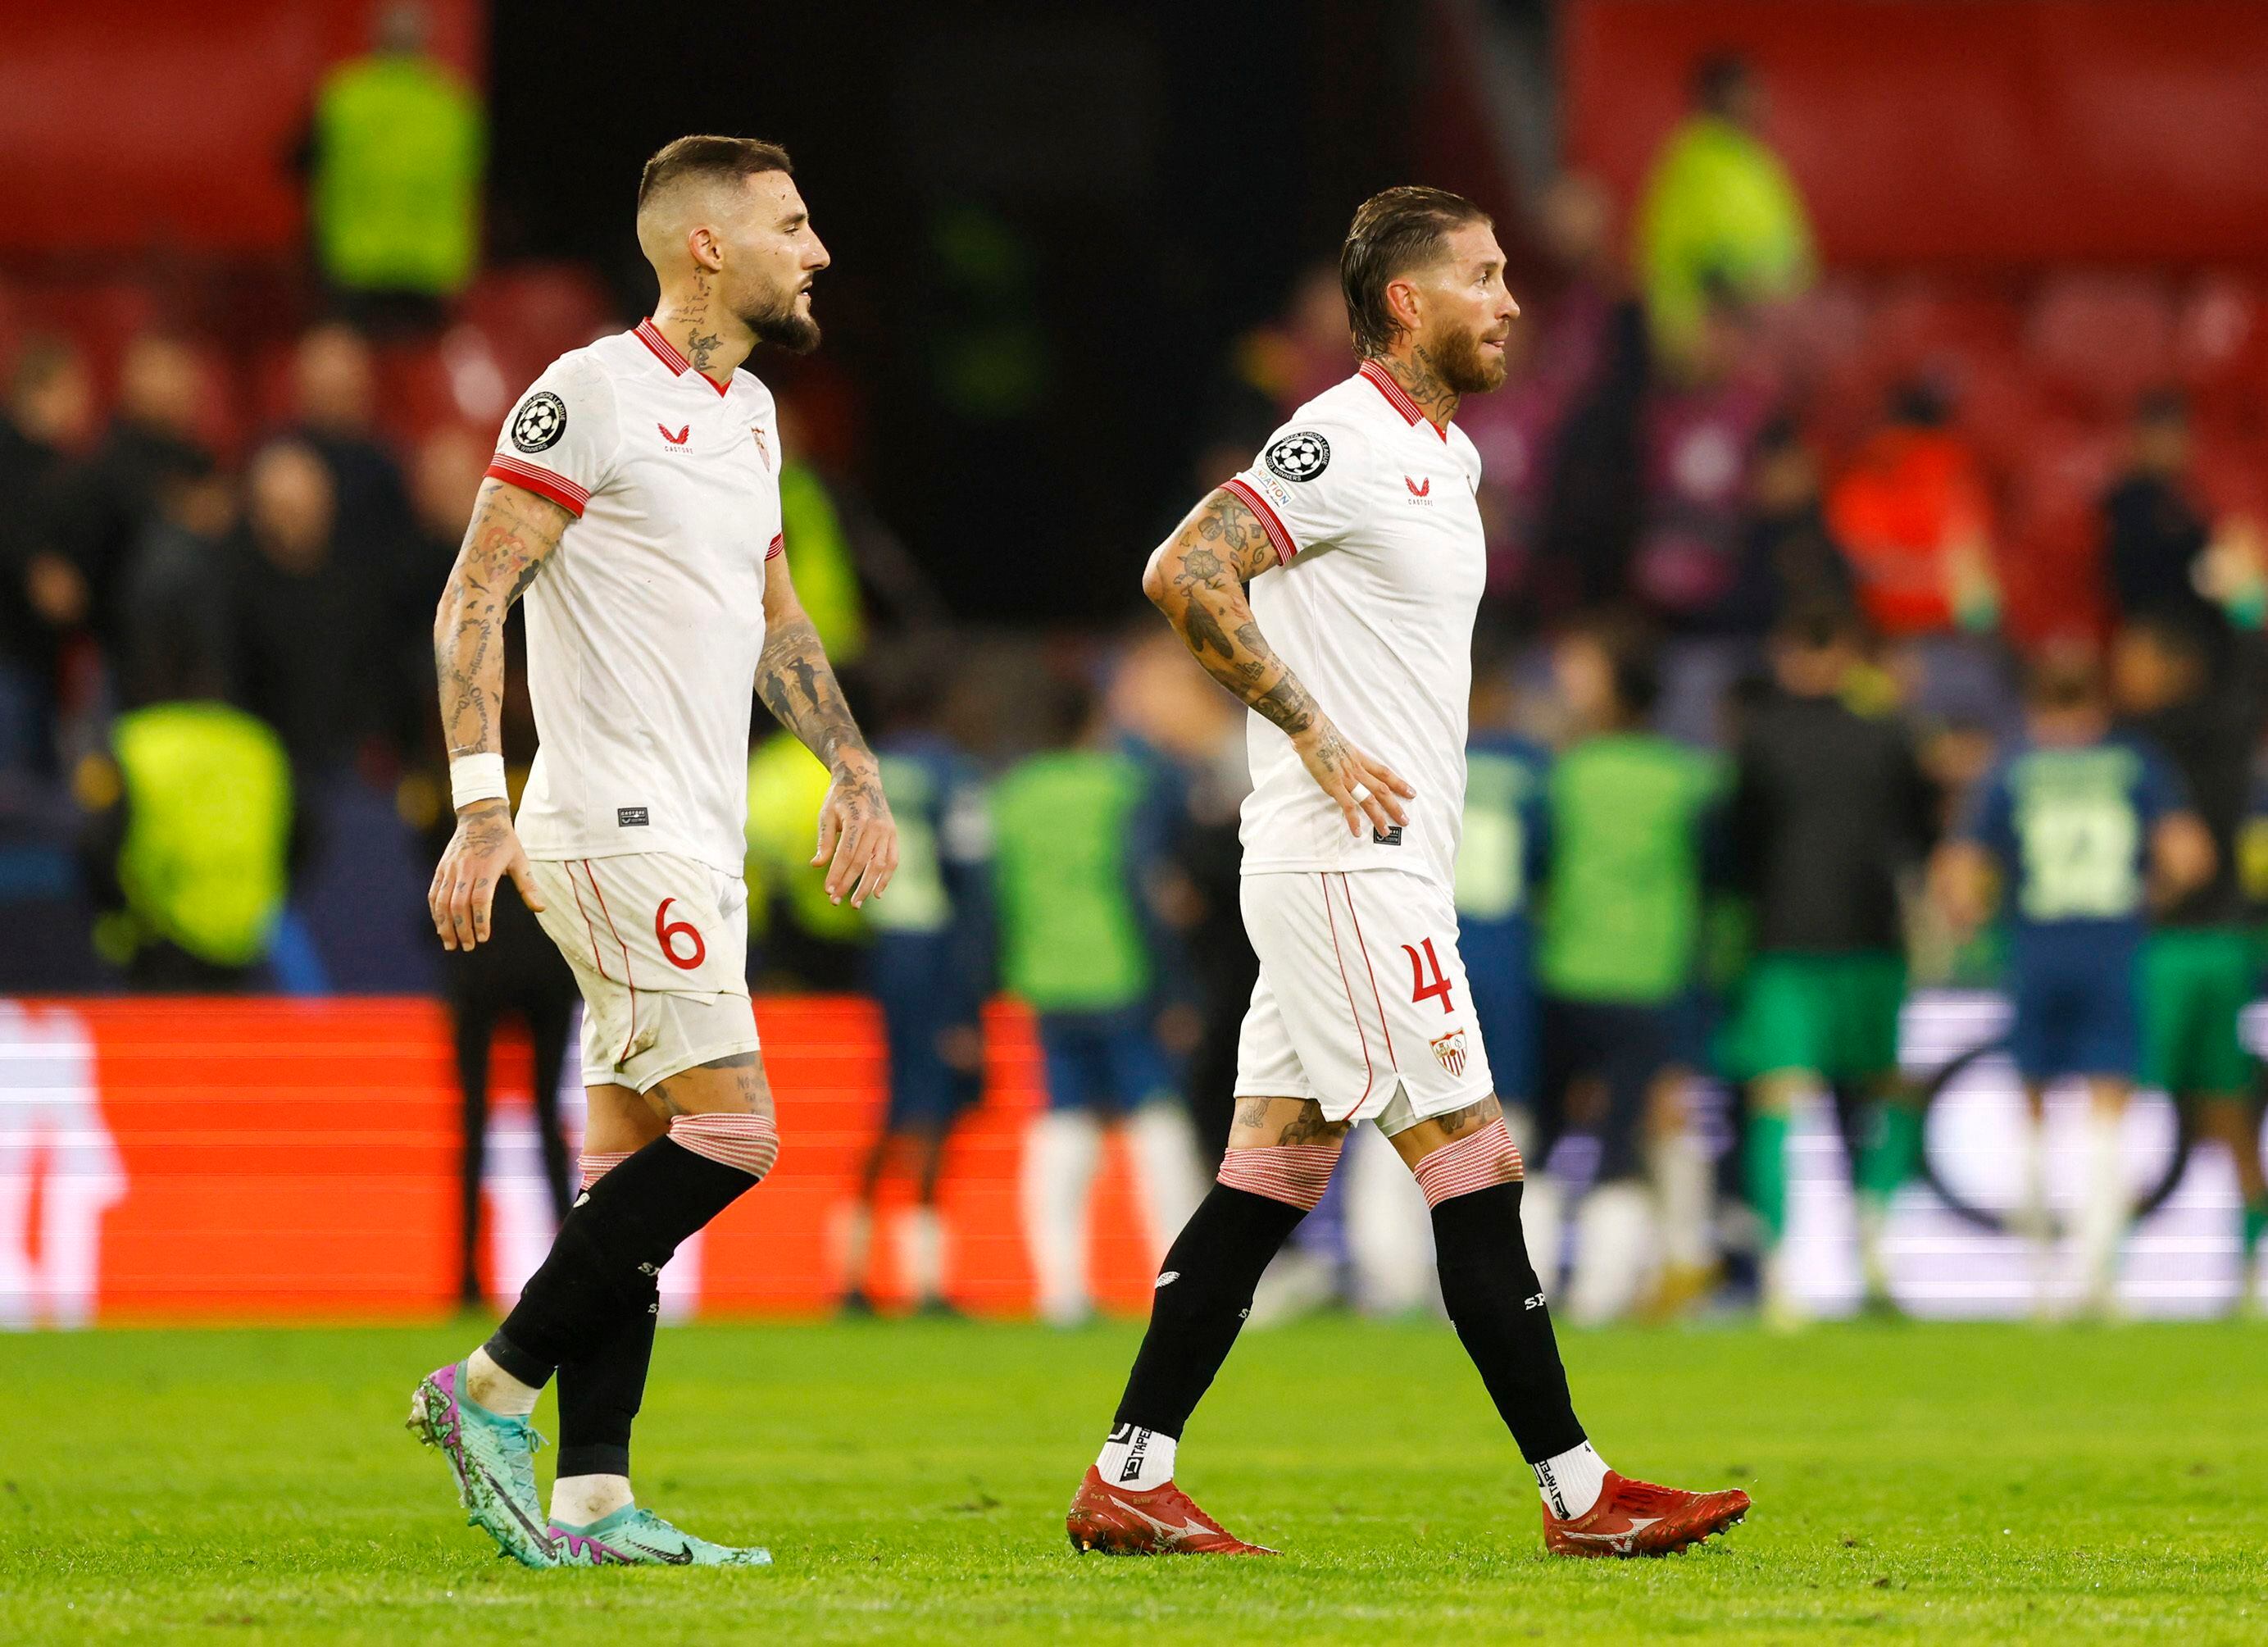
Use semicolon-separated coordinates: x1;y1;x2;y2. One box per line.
766;532;784;561
1220;478;1298;565
486;456;590;518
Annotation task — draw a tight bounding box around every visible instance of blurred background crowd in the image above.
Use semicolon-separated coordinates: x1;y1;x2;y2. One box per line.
6;0;2268;1322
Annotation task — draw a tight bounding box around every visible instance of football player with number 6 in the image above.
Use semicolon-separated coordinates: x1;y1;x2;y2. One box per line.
408;135;898;1568
1065;187;1751;1559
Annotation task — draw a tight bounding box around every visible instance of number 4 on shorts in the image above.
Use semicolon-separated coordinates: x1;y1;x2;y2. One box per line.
1402;937;1456;1015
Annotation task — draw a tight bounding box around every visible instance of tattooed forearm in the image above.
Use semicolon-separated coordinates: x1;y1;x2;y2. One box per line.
1252;676;1318;737
434;479;573;762
756;612;871;772
1144;489;1326;740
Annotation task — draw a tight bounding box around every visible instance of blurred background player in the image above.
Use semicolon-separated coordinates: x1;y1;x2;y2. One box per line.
1934;642;2212;1316
989;674;1202;1327
1723;606;1935;1324
1457;657;1552;1154
837;650;993;1317
2110;616;2268;1311
1531;620;1722;1322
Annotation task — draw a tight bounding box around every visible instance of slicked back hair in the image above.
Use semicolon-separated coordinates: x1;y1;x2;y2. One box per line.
1340;186;1492;358
637;135;794;214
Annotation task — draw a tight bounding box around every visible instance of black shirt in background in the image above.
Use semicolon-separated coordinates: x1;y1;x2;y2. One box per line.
0;419;72;672
1729;689;1936;952
2104;471;2220;640
2127;681;2261;928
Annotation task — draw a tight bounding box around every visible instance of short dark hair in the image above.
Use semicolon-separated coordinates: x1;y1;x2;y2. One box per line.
1773;600;1862;654
2024;639;2104;711
1339;186;1492;358
1695;52;1752;112
637;135;793;212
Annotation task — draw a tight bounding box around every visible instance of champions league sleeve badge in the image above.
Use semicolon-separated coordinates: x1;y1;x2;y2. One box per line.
511;391;569;454
1265;430;1331;482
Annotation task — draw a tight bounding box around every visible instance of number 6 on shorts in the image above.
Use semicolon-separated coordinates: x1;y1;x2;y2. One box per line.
655;897;707;971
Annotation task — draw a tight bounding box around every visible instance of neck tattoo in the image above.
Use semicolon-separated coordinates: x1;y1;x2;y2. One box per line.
1389;348;1458;426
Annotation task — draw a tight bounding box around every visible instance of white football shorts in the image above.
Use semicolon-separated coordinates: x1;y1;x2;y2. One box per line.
528;853;760;1092
1234;869;1494;1134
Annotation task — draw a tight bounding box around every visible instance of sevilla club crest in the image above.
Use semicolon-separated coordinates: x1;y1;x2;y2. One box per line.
1430;1028;1468;1079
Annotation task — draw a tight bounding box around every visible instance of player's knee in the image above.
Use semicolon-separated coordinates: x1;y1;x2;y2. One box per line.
1411;1117;1524;1209
1216;1140;1342;1210
668;1111;781;1181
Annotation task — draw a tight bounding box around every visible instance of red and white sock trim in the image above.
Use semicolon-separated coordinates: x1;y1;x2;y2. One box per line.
1217;1143;1342;1211
579;1149;632;1190
668;1112;781;1180
1413;1117;1524;1208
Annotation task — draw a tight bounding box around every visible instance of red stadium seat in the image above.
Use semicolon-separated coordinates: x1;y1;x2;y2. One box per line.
1866;277;2023;382
2026;274;2176;418
2176;272;2268;425
1997;418;2123;642
457;263;616;384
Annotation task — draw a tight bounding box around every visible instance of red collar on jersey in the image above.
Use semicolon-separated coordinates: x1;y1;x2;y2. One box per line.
634;320;730;396
1359;359;1448;441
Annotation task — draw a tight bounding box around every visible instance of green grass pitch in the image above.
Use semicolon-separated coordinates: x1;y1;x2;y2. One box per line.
2;1317;2261;1643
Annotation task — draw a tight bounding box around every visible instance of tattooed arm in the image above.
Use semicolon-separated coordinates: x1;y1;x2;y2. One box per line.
427;478;571;952
758;550;898;906
1142;488;1413;838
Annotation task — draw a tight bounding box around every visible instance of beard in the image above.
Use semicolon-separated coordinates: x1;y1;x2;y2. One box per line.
1431;323;1507;394
745;289;821;356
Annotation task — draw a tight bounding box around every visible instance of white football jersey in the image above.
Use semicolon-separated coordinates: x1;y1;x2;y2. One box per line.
485;320;784;876
1222;360;1487;891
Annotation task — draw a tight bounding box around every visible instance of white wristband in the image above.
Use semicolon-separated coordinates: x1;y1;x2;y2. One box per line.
449;753;510;811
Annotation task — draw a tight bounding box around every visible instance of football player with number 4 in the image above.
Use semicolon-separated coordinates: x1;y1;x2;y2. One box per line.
409;135;898;1568
1066;187;1750;1559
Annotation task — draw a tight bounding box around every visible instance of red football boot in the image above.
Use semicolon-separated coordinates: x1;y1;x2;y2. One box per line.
1541;1470;1751;1558
1066;1466;1279;1555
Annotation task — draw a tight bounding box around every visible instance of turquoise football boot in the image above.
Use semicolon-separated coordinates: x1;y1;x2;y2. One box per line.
550;1504;773;1567
407;1360;559;1568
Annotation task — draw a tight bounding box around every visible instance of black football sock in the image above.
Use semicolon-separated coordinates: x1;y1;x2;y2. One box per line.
484;1136;757;1385
1111;1183;1310;1439
554;1267;659;1479
1431;1180;1587;1463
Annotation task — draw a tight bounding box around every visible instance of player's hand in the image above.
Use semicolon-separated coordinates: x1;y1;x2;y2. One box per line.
813;753;898;908
430;800;545;953
1293;720;1414;839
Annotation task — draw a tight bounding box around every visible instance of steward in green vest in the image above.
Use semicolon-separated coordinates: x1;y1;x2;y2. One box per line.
309;10;484;303
84;701;296;990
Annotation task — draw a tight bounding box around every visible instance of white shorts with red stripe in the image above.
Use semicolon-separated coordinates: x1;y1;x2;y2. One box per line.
1233;869;1494;1135
527;853;759;1092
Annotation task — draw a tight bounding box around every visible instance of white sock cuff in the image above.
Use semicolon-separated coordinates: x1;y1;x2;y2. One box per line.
1098;1423;1178;1490
1534;1440;1609;1519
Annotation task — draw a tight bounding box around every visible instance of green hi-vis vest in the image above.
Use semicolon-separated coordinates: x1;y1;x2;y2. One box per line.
112;703;293;967
777;463;866;666
988;749;1150;1012
311;55;484;296
744;732;866;944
